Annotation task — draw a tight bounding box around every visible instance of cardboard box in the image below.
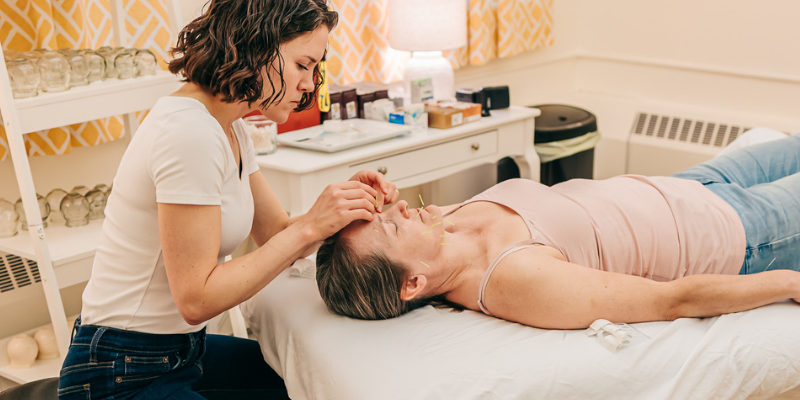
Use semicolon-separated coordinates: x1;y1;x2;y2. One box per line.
425;101;482;129
322;90;342;121
328;84;358;120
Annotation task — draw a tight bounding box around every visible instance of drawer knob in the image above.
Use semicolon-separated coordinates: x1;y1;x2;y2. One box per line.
471;142;480;151
377;166;388;175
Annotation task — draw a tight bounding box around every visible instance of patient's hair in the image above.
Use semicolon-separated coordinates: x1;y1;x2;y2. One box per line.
316;232;467;319
168;0;337;110
316;232;437;320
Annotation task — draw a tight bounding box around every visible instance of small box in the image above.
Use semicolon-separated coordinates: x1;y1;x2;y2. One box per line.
388;105;428;133
455;88;490;117
354;82;389;120
456;85;510;117
410;78;434;104
358;91;375;119
329;84;358;120
322;91;343;121
483;86;510;110
425;101;482;129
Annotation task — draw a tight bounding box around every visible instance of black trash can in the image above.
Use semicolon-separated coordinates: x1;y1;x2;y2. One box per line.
497;104;598;186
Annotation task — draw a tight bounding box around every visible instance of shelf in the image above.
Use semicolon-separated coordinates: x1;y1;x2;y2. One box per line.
0;316;78;384
11;69;182;134
0;357;61;385
0;219;103;267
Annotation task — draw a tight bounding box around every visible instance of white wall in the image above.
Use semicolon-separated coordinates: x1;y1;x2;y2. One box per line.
576;0;800;79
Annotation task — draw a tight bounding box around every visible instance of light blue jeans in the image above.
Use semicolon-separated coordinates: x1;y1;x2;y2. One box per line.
672;133;800;275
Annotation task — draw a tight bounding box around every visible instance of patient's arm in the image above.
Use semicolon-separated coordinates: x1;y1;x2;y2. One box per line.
484;248;800;329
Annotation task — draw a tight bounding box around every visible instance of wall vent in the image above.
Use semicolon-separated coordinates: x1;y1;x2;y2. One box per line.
632;113;752;148
0;253;41;293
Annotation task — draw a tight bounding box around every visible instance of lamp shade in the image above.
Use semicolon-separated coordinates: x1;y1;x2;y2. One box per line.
388;0;467;52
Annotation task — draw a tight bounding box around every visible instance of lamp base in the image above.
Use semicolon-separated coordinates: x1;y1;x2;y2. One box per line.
402;51;454;102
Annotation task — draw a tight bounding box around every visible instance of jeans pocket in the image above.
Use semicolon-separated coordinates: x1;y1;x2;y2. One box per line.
57;383;90;400
114;353;177;394
59;361;114;399
122;355;172;376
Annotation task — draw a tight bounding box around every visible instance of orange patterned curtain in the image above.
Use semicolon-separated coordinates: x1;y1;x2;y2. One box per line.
0;0;171;161
326;0;554;85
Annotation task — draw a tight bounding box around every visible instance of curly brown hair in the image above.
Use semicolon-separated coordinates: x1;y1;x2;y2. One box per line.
168;0;337;111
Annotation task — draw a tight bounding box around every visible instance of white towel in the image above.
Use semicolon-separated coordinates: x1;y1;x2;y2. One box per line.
289;255;316;279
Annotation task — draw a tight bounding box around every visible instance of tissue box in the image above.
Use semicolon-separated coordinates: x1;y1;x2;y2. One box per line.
425;101;482;129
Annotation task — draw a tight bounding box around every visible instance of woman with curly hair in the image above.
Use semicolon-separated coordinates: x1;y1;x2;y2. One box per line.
57;1;398;398
316;133;800;330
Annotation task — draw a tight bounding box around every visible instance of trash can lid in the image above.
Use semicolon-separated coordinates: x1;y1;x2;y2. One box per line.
530;104;597;144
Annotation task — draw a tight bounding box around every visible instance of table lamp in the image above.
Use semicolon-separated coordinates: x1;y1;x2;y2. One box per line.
388;0;467;102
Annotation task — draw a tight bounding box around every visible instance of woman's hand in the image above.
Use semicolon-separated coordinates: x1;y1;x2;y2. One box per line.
349;169;399;212
303;180;381;241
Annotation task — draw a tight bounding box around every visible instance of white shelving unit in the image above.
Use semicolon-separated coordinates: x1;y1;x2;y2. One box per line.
0;0;182;384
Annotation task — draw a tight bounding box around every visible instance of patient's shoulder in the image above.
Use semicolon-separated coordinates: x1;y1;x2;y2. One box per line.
491;245;566;282
509;243;565;262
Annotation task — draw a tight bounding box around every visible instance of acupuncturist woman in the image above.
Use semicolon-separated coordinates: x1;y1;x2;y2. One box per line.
57;1;398;399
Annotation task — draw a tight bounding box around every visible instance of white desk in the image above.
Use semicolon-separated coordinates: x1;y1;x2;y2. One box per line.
256;106;541;215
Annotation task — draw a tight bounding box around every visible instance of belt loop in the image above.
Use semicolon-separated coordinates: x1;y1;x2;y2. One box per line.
89;327;107;363
69;316;81;346
185;333;196;363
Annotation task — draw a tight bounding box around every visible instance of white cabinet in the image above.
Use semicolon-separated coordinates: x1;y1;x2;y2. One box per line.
0;0;182;384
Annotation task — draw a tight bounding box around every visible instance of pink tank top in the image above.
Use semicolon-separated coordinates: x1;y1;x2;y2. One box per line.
449;177;746;317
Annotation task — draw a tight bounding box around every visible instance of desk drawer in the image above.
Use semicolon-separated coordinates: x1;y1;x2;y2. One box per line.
350;130;498;181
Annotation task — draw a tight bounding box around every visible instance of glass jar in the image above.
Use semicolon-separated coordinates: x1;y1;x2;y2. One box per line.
134;49;158;76
114;49;136;79
243;115;278;155
71;185;89;196
97;46;117;79
0;198;18;238
84;50;106;83
15;194;50;231
3;49;22;62
60;192;90;227
85;189;107;220
37;51;71;92
45;189;68;224
22;50;44;61
65;50;89;86
93;183;110;194
6;57;40;98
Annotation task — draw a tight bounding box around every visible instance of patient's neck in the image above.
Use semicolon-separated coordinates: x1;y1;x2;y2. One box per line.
426;213;494;297
430;201;532;305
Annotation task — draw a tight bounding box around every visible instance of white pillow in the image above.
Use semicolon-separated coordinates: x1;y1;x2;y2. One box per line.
716;127;787;157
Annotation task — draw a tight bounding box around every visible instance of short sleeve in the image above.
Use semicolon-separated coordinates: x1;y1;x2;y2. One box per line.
234;119;260;176
149;111;228;205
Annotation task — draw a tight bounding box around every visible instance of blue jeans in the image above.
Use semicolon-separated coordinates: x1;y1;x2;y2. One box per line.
58;318;287;399
672;133;800;275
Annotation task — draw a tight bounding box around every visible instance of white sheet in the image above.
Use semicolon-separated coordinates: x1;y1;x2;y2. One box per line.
242;270;800;400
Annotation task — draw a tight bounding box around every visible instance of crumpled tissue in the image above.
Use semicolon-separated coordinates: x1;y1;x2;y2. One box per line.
586;319;632;353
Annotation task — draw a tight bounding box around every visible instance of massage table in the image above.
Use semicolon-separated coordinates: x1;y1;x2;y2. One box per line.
242;268;800;400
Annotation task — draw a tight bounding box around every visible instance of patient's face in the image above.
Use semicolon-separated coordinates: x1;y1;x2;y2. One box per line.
341;200;447;267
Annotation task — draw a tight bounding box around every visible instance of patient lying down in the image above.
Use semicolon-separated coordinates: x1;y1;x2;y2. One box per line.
316;135;800;330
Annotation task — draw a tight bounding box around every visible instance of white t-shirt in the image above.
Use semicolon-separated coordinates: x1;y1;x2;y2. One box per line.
81;96;260;334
